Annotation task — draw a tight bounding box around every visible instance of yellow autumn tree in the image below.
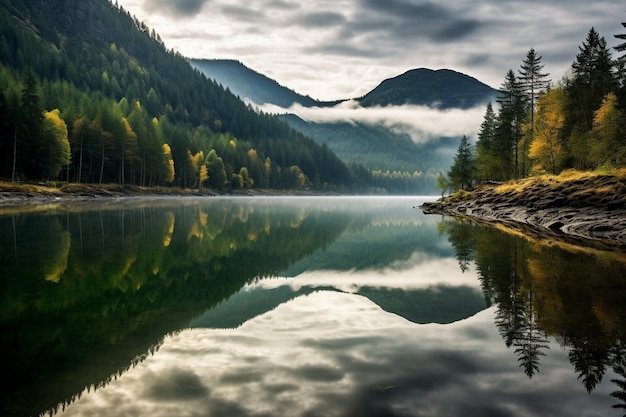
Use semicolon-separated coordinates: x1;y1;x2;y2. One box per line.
590;92;626;168
43;109;71;179
187;150;204;188
199;164;208;189
529;87;566;174
162;144;175;183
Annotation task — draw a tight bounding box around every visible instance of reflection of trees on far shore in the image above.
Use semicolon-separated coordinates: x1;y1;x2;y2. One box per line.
0;200;353;417
442;218;626;411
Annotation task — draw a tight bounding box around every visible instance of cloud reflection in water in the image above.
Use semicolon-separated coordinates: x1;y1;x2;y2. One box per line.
58;290;617;417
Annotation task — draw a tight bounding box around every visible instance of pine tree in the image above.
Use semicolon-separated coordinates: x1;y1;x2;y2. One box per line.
569;28;617;132
590;92;626;167
447;135;476;191
495;70;526;180
614;12;626;86
18;68;45;179
518;49;550;177
475;102;498;181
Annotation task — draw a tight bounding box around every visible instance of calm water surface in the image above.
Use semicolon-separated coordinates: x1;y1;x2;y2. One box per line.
1;196;626;417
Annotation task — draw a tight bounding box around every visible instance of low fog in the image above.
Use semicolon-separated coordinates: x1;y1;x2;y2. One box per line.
259;100;487;145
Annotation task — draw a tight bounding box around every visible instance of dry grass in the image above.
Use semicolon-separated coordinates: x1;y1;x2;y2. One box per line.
493;169;621;195
0;180;62;194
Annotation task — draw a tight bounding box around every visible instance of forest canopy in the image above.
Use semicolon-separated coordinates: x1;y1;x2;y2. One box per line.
446;23;626;192
0;0;365;192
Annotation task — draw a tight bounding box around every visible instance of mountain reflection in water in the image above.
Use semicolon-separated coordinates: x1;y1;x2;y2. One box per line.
0;196;625;417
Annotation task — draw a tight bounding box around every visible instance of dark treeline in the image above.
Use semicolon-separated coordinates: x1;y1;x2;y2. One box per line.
0;0;366;191
447;20;626;191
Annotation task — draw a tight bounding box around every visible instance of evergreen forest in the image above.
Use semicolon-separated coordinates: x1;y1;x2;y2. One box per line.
447;23;626;191
0;0;364;192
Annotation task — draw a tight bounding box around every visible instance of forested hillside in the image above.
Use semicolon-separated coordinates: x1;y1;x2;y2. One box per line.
0;0;357;191
445;25;626;192
191;60;489;194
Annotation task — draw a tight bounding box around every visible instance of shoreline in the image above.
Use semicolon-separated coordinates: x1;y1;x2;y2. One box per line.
0;182;351;207
420;172;626;250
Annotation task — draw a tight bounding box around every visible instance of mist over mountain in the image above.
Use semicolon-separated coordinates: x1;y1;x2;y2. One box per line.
189;59;497;109
279;113;457;173
191;59;496;177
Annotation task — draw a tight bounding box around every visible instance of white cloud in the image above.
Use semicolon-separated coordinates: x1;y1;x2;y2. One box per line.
260;101;487;144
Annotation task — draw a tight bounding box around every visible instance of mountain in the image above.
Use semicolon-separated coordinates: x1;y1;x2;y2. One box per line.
358;68;497;109
0;0;355;191
190;60;497;110
189;59;342;108
191;60;487;191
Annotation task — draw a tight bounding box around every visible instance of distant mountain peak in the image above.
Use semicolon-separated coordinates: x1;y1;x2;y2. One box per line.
357;68;497;109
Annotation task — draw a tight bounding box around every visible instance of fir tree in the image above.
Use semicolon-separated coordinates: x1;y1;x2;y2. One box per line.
475;102;498;181
495;70;526;180
518;48;550;177
447;135;476;191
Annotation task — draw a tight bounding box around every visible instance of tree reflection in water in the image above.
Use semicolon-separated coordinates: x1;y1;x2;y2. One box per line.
443;218;626;412
0;198;353;417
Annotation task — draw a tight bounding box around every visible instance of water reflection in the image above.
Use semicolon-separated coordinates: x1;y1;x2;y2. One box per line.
443;218;626;412
0;197;624;416
0;197;357;416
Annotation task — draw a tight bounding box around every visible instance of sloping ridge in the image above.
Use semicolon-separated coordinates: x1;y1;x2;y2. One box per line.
190;58;341;108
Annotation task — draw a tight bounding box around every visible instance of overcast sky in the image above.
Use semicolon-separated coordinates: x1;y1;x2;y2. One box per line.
115;0;626;101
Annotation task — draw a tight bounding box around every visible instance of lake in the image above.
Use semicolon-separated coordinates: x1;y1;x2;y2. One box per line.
1;196;625;417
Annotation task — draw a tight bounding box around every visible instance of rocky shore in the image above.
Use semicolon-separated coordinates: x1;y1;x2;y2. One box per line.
421;172;626;249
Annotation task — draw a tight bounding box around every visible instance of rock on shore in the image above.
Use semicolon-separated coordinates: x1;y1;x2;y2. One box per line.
421;173;626;248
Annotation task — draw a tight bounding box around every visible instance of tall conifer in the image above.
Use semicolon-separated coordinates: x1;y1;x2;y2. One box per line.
518;49;550;177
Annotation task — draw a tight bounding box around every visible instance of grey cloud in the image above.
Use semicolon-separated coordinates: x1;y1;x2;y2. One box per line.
306;42;381;58
219;367;265;384
356;0;481;42
292;364;345;382
147;0;208;18
220;5;263;22
363;0;450;20
144;368;210;401
294;11;346;28
434;19;481;41
265;0;300;11
464;53;495;68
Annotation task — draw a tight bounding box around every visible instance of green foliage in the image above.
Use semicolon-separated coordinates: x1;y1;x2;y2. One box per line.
447;135;476;191
42;109;71;179
590;92;626;167
0;0;358;191
476;102;498;181
475;24;626;181
436;172;448;197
